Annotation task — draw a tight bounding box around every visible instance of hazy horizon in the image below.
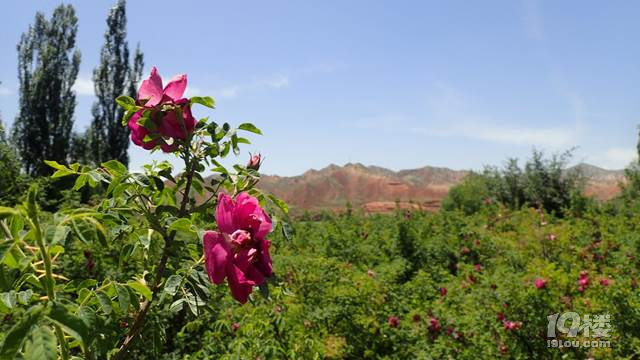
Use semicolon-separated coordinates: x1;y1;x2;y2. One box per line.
1;1;639;176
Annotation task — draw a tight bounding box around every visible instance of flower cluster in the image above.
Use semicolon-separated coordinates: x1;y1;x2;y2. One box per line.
129;67;196;152
203;192;273;303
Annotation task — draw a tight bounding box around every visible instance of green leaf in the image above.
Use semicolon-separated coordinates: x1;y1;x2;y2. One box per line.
0;291;15;309
52;168;75;178
47;303;89;349
121;106;137;126
96;291;112;315
0;240;13;263
168;218;192;233
24;325;56;360
115;284;130;313
116;95;136;109
190;96;215;109
127;281;152;301
101;160;128;176
43;160;67;171
73;174;89;191
51;226;70;245
238;123;262;135
0;305;43;359
169;299;185;313
163;275;182;297
17;290;33;305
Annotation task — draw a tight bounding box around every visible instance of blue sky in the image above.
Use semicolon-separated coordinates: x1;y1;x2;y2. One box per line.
1;1;639;175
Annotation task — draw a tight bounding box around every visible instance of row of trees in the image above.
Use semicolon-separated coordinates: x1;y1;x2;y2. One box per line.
4;1;144;178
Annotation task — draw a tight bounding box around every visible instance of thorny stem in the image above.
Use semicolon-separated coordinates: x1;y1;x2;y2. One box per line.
114;148;196;360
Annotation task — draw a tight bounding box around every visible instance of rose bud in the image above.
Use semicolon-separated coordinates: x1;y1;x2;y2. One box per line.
247;153;262;171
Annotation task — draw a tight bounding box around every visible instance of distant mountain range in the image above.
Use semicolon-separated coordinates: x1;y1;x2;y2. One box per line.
256;163;625;213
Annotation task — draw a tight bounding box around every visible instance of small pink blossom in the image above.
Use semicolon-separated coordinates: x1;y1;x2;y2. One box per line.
600;278;610;287
388;316;399;328
503;320;522;330
474;264;482;272
440;287;447;296
367;270;375;277
534;278;547;289
429;317;441;333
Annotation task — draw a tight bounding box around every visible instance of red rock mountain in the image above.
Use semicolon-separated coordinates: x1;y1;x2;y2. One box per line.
256;163;625;214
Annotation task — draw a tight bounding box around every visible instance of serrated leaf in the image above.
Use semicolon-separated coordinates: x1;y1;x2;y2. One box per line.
73;174;88;191
163;275;182;296
116;284;130;313
43;160;67;171
96;291;112;314
0;240;12;264
127;281;152;301
0;305;43;359
101;160;127;176
169;299;185;313
52;168;75;178
168;218;192;233
24;325;56;360
190;96;215;109
238;123;262;135
116;95;136;109
0;291;15;309
47;303;89;349
17;290;33;305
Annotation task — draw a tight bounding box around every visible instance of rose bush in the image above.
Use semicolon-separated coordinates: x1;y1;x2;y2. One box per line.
0;67;290;359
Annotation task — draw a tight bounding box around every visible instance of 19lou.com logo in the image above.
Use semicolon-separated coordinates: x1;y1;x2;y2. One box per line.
547;312;611;348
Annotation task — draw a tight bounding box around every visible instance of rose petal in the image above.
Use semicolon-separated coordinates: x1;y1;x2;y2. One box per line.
216;193;237;233
138;66;163;107
163;73;187;100
203;231;230;284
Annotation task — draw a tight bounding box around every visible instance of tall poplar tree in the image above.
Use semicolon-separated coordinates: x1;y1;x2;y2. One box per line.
90;0;144;166
13;4;81;176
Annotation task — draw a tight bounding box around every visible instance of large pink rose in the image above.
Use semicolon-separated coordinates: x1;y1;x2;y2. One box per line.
128;67;196;152
203;192;273;303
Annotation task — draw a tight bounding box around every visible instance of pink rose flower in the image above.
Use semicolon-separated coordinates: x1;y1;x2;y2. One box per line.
534;278;547;289
128;67;196;151
203;192;273;303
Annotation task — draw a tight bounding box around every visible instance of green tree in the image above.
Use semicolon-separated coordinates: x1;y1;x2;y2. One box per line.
90;0;144;166
0;120;27;205
13;4;81;176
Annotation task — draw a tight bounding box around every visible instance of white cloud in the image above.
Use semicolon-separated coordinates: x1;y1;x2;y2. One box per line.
415;84;580;147
599;147;636;169
218;86;240;99
261;74;289;89
206;74;290;99
432;123;575;147
72;76;94;96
